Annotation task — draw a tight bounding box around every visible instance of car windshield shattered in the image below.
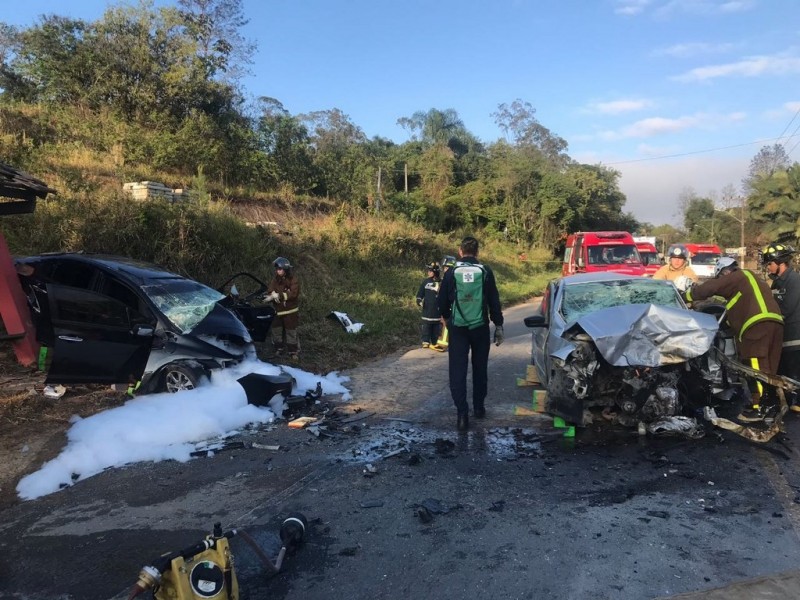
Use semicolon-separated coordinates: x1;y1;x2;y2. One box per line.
561;279;682;322
141;280;226;333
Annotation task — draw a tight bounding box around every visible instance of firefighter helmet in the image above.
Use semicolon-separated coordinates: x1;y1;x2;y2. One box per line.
441;255;457;269
761;242;796;265
426;261;441;276
668;244;689;260
273;256;292;272
714;256;737;278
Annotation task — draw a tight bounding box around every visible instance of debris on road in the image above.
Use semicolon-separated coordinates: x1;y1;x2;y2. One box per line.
647;416;705;438
288;416;317;429
249;442;281;451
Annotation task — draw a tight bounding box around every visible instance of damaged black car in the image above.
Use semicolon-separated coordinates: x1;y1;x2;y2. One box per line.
17;253;275;393
524;272;751;433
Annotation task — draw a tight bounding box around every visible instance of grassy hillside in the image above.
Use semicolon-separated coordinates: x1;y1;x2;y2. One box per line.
3;188;560;373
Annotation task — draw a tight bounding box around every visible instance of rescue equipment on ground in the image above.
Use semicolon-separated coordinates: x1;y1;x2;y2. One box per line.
127;514;308;600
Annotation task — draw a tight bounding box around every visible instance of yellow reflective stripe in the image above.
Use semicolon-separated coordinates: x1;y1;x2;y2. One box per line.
726;292;741;310
739;312;784;340
277;307;299;316
685;288;693;302
734;271;783;339
750;358;763;396
743;271;769;314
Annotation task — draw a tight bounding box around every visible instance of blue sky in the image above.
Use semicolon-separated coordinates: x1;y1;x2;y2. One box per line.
5;0;800;226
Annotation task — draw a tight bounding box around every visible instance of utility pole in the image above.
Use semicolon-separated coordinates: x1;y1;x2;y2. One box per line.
404;163;408;196
375;166;382;213
740;195;745;262
724;196;747;262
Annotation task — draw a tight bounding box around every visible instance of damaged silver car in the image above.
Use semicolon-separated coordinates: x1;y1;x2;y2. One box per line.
524;272;749;431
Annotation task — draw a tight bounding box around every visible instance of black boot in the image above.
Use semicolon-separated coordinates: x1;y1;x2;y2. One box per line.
457;412;469;431
474;405;486;419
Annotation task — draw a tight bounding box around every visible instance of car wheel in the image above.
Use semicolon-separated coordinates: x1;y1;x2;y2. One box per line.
162;364;203;393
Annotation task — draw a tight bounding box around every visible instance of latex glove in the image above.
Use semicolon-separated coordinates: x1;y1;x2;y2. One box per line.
265;291;280;302
493;325;504;346
673;275;693;293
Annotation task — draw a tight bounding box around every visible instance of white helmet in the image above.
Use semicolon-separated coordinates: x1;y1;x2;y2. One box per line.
714;256;737;278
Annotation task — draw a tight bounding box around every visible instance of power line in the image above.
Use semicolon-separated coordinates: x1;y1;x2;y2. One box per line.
604;133;800;166
776;106;800;144
785;121;800;157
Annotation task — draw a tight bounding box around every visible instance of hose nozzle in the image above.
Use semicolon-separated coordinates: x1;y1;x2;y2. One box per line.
127;565;160;599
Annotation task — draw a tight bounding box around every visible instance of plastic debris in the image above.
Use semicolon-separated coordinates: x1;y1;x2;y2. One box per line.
328;310;364;333
43;384;66;399
646;416;705;438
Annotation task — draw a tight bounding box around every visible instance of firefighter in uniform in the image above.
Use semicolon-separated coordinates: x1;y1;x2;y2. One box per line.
685;256;784;420
265;257;301;359
416;261;441;348
762;242;800;409
433;255;458;351
652;244;699;283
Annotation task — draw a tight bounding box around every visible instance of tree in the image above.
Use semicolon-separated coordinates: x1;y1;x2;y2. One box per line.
567;164;628;230
742;143;790;194
492;99;569;167
176;0;255;80
0;15;95;104
683;196;717;241
651;224;685;256
396;108;479;164
300;108;368;201
256;97;315;192
748;163;800;241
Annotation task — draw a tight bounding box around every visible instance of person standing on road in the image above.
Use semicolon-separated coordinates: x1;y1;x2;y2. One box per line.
416;261;441;348
685;257;784;420
762;242;800;409
265;256;301;359
433;255;458;351
653;245;699;284
437;236;504;431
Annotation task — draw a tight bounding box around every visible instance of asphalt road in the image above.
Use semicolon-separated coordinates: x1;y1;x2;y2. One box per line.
3;299;800;600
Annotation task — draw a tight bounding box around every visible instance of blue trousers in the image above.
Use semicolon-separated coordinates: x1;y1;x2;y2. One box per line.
447;323;490;414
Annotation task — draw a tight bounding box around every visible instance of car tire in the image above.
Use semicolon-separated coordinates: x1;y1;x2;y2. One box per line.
162;363;204;393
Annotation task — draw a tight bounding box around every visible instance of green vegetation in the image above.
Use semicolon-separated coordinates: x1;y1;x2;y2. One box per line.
3;195;559;372
0;1;641;253
1;0;797;371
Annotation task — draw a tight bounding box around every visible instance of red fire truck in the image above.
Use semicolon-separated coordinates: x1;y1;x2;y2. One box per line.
634;237;660;277
562;231;646;277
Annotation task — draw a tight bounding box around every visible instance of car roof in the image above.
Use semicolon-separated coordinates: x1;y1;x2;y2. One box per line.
22;252;185;285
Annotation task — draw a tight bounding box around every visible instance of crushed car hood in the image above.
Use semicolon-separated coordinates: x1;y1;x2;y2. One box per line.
188;302;251;342
562;303;719;367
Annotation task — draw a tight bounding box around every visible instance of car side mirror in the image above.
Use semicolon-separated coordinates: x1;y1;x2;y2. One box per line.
524;315;547;328
577;256;584;268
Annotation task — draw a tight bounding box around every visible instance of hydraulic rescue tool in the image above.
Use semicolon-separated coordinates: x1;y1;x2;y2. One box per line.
127;514;308;600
